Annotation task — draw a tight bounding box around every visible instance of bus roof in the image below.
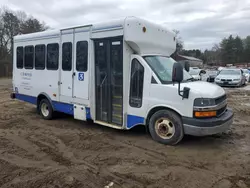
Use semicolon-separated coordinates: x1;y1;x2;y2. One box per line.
14;17;176;56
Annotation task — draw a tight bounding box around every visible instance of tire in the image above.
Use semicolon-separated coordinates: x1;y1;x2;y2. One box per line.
39;99;54;120
241;79;245;86
148;110;184;145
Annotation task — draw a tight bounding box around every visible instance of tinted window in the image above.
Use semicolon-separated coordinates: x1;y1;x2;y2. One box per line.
24;46;34;69
129;59;144;108
62;42;72;71
16;47;24;69
47;43;59;70
35;45;45;70
76;41;88;72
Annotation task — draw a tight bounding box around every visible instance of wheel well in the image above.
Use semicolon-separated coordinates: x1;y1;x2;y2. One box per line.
146;106;181;127
37;94;49;109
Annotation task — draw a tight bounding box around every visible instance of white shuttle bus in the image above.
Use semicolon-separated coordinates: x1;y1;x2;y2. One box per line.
11;17;233;145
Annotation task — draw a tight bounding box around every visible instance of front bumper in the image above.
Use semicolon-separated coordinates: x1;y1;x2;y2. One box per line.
207;77;215;82
215;81;241;86
182;108;234;136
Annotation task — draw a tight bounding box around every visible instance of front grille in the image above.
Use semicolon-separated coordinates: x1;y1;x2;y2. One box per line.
217;104;227;117
221;79;232;82
193;95;228;118
215;94;227;105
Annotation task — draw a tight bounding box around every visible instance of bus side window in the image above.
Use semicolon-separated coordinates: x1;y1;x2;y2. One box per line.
76;41;88;72
62;42;72;71
129;59;144;108
16;47;24;69
35;45;45;70
24;46;34;69
47;43;59;70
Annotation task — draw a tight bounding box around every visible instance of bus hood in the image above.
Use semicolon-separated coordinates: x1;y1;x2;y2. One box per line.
180;81;225;98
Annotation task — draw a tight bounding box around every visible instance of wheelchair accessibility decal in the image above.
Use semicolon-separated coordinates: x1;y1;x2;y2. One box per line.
78;73;84;81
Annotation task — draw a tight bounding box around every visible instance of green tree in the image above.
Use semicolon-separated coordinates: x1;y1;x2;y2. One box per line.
195;49;201;58
234;36;244;63
220;35;235;64
243;36;250;62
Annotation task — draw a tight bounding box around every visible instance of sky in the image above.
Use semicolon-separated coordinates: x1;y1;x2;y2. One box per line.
1;0;250;50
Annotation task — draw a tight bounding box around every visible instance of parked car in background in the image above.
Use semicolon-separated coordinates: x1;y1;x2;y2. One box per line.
206;70;218;82
242;69;250;82
215;69;246;87
189;68;206;81
218;67;225;71
190;67;199;70
189;69;201;80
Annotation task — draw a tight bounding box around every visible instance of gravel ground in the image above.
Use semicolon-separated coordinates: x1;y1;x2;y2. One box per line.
0;78;249;188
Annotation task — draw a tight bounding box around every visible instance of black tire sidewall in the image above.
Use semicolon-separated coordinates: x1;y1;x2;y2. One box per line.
39;99;53;120
149;110;183;145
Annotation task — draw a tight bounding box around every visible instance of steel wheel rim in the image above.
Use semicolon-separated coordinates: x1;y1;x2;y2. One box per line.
155;118;175;139
41;103;49;117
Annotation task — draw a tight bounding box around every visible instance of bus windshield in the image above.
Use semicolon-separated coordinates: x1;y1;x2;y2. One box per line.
144;56;192;83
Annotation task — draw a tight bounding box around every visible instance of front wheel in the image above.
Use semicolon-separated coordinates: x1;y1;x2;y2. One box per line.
148;110;184;145
39;99;54;120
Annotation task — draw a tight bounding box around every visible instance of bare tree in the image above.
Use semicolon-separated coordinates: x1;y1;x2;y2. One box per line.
173;29;184;53
0;6;49;61
2;10;20;57
20;17;48;34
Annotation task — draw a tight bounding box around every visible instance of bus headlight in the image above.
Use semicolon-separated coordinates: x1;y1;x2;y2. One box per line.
194;98;215;107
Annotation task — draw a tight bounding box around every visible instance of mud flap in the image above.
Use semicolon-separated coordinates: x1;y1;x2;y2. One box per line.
74;104;86;121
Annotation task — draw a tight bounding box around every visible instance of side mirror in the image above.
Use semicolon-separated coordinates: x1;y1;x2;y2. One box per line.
172;62;184;83
199;70;206;75
184;61;190;72
172;62;189;99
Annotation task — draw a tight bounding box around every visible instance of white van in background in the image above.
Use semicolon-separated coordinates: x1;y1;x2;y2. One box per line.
11;17;233;145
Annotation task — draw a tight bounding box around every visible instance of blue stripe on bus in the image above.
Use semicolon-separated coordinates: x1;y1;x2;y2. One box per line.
127;115;144;129
53;101;74;115
15;93;37;105
86;107;91;119
14;93;75;116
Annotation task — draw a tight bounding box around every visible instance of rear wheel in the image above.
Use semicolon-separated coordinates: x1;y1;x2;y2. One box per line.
148;110;184;145
39;99;54;120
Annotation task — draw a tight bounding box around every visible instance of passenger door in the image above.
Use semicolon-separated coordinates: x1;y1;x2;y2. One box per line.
73;27;90;102
127;55;151;127
60;29;74;100
94;37;123;126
